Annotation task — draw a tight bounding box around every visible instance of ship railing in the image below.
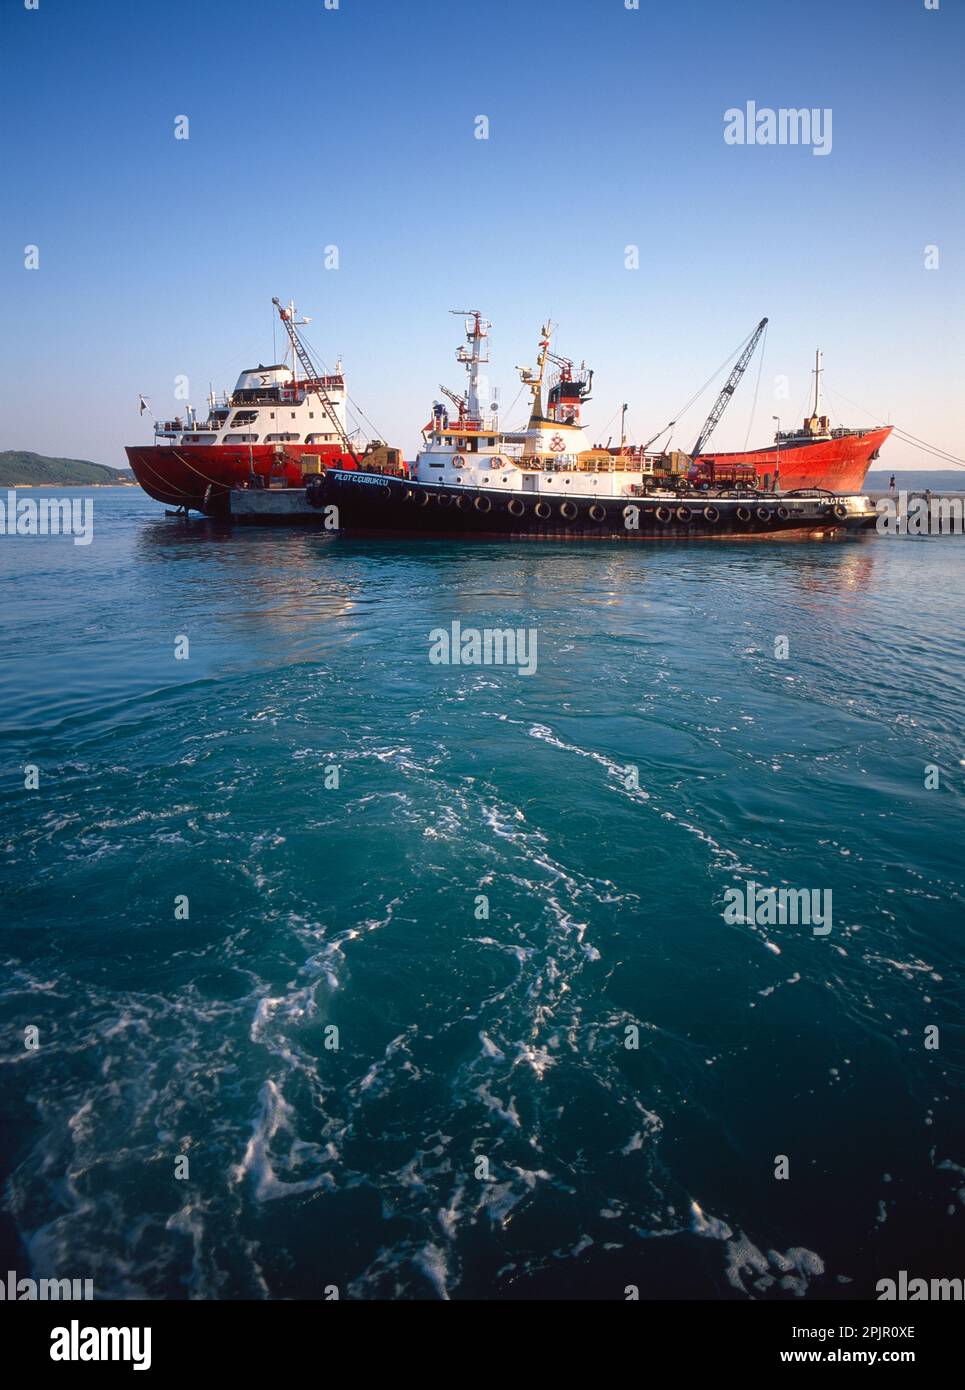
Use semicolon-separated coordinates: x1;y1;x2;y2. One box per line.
155;420;220;434
515;457;644;474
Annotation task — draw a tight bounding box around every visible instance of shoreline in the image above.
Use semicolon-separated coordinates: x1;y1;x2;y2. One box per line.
3;481;136;488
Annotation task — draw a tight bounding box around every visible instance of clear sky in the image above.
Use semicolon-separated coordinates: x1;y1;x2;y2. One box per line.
2;0;961;468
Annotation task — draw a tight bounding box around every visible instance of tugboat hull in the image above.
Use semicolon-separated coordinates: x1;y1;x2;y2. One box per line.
314;472;877;541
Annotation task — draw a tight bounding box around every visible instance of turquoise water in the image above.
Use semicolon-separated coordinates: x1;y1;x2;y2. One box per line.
1;488;963;1300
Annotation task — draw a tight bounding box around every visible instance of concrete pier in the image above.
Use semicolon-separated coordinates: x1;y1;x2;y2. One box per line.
230;487;319;522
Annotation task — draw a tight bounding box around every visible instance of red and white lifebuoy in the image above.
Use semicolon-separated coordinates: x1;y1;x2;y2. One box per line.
549;434;565;452
453;455;466;467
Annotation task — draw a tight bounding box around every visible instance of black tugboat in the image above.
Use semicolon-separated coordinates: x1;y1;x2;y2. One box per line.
308;470;876;541
300;314;876;541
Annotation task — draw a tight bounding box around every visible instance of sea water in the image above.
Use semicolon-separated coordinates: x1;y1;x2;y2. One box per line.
0;488;962;1299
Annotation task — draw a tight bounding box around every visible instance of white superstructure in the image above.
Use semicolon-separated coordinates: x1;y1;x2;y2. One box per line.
415;315;684;498
152;303;349;450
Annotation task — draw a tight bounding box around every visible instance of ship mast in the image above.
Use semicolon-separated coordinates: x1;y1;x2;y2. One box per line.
811;348;823;418
450;310;490;423
279;299;310;384
517;320;554;427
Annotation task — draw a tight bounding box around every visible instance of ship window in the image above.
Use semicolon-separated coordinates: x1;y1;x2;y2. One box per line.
270;411;275;419
291;412;296;419
266;432;300;442
225;433;259;444
309;412;314;419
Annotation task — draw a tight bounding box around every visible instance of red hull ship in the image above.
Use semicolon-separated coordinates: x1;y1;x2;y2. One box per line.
125;437;369;512
638;331;890;494
691;340;890;491
126;298;403;513
694;423;892;494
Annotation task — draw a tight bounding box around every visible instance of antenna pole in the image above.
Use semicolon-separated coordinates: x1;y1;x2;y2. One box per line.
290;300;298;383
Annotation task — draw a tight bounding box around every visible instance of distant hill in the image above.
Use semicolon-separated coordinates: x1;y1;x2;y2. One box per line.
0;451;135;486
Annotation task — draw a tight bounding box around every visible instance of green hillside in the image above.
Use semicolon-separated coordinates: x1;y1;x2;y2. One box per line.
0;451;135;486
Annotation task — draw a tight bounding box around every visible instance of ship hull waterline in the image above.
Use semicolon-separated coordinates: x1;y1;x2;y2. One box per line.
127;427;893;515
299;472;877;542
125;443;362;513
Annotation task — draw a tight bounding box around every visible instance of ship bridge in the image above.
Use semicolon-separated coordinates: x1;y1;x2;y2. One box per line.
230;364;345;406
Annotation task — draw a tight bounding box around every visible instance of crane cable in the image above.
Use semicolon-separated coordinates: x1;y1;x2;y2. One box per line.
742;321;768;451
296;325;390;449
641;322;760;449
823;384;965;468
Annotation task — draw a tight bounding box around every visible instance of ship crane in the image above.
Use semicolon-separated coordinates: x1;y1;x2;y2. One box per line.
690;316;768;459
438;383;468;423
271;296;358;465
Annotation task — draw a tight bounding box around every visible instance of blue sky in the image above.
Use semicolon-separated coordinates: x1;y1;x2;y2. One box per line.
1;0;961;467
